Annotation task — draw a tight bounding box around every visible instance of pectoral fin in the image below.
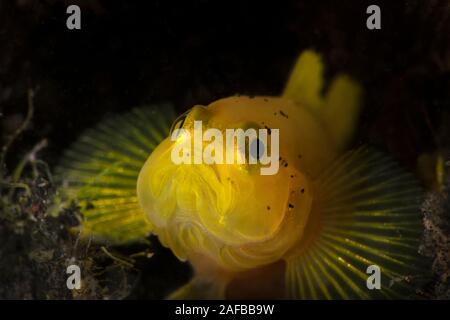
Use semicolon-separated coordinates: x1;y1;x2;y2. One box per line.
284;147;428;299
55;105;176;243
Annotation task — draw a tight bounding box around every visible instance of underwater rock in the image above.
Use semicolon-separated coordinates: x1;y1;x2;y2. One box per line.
420;176;450;299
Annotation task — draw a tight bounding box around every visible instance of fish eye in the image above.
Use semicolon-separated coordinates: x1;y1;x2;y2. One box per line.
170;109;191;135
233;121;267;166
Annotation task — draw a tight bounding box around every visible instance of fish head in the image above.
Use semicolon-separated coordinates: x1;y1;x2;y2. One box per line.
137;96;333;270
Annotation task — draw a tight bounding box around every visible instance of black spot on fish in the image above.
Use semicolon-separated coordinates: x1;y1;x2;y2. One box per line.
264;126;272;135
279;156;288;168
288;203;294;209
300;188;305;194
290;175;294;178
267;206;271;210
279;110;288;118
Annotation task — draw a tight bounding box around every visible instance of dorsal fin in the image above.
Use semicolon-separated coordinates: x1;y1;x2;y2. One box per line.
283;50;362;151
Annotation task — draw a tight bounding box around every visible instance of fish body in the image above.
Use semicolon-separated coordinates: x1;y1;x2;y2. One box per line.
57;51;427;299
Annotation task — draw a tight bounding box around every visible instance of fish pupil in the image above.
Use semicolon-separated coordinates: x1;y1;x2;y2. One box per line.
249;138;265;161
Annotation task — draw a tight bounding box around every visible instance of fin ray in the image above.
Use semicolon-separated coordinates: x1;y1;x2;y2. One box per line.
56;104;176;243
285;147;427;299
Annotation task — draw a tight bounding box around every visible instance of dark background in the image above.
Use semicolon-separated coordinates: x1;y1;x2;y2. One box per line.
2;0;449;168
0;0;449;299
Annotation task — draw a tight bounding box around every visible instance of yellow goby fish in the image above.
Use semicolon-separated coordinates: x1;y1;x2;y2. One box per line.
57;51;426;299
